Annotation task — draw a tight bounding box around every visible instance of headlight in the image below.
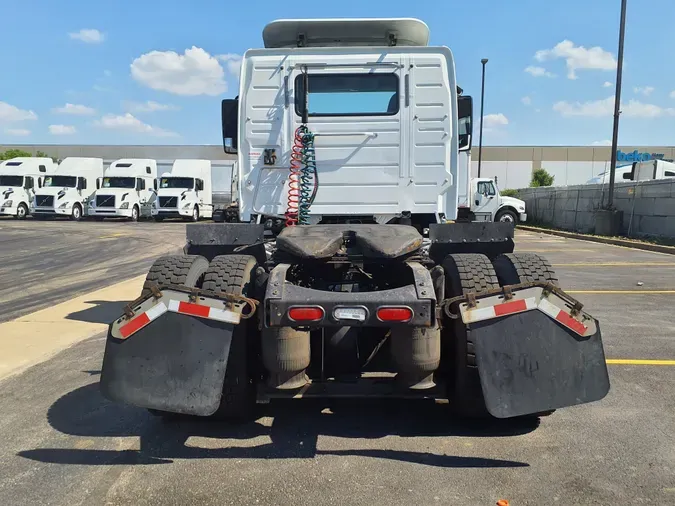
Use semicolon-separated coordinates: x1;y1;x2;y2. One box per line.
3;200;12;207
59;202;70;209
120;202;129;209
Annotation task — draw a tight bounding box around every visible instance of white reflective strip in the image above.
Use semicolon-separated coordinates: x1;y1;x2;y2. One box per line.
537;298;560;321
145;302;168;321
463;306;496;324
206;307;241;324
168;299;180;313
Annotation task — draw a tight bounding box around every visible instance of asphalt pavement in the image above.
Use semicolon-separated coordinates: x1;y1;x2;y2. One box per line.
0;227;674;505
0;219;187;322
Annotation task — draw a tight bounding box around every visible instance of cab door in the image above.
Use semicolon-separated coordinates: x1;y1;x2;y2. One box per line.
472;180;498;222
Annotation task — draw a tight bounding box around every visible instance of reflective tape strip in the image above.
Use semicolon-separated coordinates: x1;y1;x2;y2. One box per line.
538;298;588;336
167;299;240;324
463;297;537;324
118;302;168;339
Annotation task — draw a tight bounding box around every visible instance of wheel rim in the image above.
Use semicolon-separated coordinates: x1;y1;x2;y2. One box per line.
74;207;81;219
133;207;138;220
499;213;515;223
193;208;198;220
17;205;26;218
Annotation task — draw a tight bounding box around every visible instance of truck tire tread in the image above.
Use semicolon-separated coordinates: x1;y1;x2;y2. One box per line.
492;253;559;286
141;255;209;298
202;255;258;421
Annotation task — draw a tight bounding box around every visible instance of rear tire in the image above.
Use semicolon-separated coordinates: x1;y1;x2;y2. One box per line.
202;255;259;421
141;255;209;298
492;253;559;287
442;253;499;417
142;255;209;419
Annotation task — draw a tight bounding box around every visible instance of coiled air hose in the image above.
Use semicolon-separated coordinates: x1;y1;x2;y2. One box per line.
285;125;318;226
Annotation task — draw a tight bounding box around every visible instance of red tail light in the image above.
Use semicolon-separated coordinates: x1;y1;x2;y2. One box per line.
377;307;413;322
288;306;324;322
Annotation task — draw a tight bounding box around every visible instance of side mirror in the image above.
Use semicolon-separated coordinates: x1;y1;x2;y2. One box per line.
458;95;473;151
136;179;143;191
77;178;86;191
222;98;239;154
622;173;632;180
96;178;101;190
153;179;158;191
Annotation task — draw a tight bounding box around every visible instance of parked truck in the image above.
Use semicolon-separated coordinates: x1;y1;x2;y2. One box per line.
87;159;157;221
101;18;609;422
0;157;57;219
151;159;213;221
624;159;675;182
31;157;103;220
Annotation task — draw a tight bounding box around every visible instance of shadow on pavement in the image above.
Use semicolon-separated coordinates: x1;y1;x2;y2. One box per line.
18;381;535;468
66;300;131;324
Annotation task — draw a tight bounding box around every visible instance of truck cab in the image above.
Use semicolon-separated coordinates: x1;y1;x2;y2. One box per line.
31;157;103;220
471;178;527;224
0;157;55;219
88;159;157;221
151;159;213;221
624;159;675;182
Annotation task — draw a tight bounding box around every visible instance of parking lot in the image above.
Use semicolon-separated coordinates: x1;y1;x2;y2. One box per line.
0;220;673;505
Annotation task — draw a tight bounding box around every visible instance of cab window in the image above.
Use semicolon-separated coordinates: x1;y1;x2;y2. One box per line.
477;181;496;196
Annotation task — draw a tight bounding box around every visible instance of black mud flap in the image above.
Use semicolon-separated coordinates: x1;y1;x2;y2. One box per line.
100;311;234;416
471;310;610;418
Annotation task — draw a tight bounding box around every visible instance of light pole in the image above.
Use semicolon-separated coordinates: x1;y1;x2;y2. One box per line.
607;0;627;209
477;58;488;178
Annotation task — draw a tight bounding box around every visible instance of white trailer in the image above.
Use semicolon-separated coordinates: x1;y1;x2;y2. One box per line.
152;159;213;221
0;157;57;219
87;159;157;221
31;158;103;220
626;159;675;182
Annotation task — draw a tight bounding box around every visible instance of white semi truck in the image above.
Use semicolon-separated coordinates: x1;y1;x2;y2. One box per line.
87;159;158;221
152;159;213;221
31;157;103;220
0;157;57;219
101;18;609;423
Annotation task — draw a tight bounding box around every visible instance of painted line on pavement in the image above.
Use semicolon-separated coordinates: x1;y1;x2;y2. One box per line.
568;290;675;294
607;359;675;366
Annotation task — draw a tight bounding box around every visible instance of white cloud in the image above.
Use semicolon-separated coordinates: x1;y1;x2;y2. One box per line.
603;81;613;88
482;113;509;128
217;53;242;77
104;70;112;77
592;140;612;146
634;86;655;97
521;96;532;106
535;40;616;79
553;96;675;118
49;124;77;135
123;100;179;113
525;66;556;78
0;101;37;122
671;90;675;99
53;103;96;115
69;29;105;44
131;47;227;96
4;128;31;136
94;113;178;137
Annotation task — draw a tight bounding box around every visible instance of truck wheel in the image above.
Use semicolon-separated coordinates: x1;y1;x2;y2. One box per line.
131;205;139;222
190;206;199;222
141;254;209;298
16;203;28;220
492;253;559;287
442;253;499;417
202;255;259;421
495;209;517;224
71;204;83;221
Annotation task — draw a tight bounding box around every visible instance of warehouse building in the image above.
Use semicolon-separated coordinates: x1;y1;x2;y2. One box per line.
2;144;674;190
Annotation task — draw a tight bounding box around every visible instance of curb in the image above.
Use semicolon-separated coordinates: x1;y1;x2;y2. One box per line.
519;225;675;256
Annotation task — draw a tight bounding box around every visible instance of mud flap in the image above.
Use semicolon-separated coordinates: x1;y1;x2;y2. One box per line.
100;312;234;416
470;310;610;418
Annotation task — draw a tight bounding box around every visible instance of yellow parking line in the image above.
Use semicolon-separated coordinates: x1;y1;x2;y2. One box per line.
568;290;675;294
607;359;675;366
553;262;675;267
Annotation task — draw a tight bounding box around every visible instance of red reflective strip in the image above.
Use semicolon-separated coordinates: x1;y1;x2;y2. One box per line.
119;312;151;338
494;299;528;316
556;310;587;335
177;301;210;318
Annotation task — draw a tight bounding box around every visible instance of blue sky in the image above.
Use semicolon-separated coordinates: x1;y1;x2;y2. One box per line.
1;0;674;146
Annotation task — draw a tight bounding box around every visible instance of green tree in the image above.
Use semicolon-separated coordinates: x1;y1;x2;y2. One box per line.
35;150;58;162
0;149;32;160
500;189;520;197
530;168;555;187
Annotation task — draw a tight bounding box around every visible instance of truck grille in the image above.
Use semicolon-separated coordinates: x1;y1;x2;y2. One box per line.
159;196;177;208
96;195;116;208
36;195;54;207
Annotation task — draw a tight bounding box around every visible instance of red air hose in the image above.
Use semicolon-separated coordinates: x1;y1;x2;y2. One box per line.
285;127;305;226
